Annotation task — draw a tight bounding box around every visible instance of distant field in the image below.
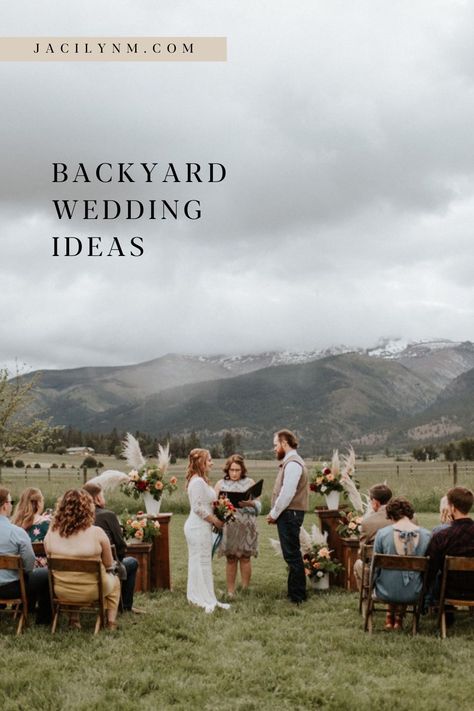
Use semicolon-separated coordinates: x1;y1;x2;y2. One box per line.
1;454;473;514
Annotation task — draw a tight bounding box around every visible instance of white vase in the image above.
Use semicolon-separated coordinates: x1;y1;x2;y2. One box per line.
126;538;143;546
311;574;330;590
324;491;340;510
143;491;162;516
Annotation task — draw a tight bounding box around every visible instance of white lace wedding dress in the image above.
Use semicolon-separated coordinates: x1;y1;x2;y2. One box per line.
184;475;230;613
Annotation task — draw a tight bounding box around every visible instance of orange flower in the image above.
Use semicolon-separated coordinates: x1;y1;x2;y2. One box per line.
155;481;164;490
170;476;178;486
134;529;144;539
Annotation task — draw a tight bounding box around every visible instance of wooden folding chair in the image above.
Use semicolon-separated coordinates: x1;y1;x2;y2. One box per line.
32;542;46;557
0;555;29;635
47;557;105;634
364;553;429;635
358;544;374;615
438;556;474;639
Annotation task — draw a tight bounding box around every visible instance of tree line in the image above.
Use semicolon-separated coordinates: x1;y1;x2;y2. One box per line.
412;437;474;462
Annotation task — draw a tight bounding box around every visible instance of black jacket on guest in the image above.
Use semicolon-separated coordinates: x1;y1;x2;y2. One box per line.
94;506;127;561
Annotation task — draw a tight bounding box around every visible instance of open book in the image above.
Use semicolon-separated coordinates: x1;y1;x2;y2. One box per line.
220;479;263;507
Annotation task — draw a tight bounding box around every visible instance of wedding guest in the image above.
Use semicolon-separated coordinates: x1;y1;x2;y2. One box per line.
431;495;452;535
83;481;141;613
184;448;230;613
267;429;309;605
12;488;50;542
426;487;474;612
215;454;261;596
44;489;120;630
353;483;392;591
0;487;51;625
372;496;430;630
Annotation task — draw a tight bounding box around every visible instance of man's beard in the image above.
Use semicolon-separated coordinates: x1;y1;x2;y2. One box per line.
276;447;285;461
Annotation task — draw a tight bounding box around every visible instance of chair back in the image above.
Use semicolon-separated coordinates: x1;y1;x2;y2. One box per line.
360;544;374;563
0;554;24;571
47;556;105;633
0;555;29;634
32;542;46;557
440;555;474;602
372;553;429;573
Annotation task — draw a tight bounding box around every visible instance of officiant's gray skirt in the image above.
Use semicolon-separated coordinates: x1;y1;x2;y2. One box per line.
218;512;258;558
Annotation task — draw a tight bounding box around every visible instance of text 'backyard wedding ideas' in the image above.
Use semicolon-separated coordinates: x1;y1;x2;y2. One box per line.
49;160;227;257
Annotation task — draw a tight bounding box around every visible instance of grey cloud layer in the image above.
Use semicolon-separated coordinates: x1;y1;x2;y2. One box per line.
1;1;474;369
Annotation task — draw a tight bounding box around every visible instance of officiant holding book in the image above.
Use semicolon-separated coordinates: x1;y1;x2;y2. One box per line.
215;455;262;596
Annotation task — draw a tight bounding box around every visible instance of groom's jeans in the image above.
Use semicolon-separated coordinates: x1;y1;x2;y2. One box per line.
276;509;306;603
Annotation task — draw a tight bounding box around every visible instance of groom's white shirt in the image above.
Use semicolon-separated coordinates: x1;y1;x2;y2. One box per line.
270;449;303;520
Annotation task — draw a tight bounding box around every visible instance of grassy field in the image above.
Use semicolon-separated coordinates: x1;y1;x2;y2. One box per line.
1;457;474;710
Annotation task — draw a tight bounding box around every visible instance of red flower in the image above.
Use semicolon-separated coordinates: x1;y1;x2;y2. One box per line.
136;480;148;491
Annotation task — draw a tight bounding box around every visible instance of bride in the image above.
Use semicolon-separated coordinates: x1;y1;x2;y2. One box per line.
184;448;230;613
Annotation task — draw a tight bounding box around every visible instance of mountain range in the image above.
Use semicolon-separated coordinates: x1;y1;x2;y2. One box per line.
25;338;474;451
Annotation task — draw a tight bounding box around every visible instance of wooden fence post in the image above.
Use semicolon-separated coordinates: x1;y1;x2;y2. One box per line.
453;462;458;486
0;467;2;483
83;467;87;484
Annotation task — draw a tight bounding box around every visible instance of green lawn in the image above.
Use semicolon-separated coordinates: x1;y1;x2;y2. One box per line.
1;511;474;711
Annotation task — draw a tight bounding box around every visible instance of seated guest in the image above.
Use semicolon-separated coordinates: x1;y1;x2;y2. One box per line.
12;487;50;541
373;496;430;630
0;487;51;625
83;481;141;613
12;487;50;567
431;495;452;536
353;483;392;591
44;489;120;630
426;487;474;610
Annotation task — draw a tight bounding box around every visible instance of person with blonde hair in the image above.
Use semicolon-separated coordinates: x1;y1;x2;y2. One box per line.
44;489;120;630
12;488;50;542
184;449;230;613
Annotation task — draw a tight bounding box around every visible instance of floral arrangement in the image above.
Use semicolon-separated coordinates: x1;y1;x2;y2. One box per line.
303;543;343;580
212;496;236;533
121;464;178;502
120;439;178;502
121;511;161;543
337;510;363;538
310;463;344;495
310;448;360;501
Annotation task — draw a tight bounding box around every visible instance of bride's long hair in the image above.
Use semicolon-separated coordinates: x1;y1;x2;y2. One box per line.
186;448;211;488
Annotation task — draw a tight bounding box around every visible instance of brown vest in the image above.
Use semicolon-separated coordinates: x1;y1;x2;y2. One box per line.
271;452;309;511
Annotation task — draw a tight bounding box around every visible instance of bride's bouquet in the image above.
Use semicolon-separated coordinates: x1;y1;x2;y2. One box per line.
212;496;236;533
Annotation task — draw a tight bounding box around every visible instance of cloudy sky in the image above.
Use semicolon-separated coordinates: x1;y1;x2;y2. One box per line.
2;0;474;371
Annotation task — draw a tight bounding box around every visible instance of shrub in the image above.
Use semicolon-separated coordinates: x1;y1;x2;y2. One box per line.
15;459;25;468
51;463;58;469
81;455;98;469
34;463;41;469
5;458;13;467
60;463;66;469
54;446;68;455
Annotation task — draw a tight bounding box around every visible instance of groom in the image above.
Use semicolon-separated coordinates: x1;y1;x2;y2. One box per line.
267;429;309;604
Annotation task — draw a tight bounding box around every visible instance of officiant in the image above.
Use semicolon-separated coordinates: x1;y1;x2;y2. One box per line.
215;455;262;597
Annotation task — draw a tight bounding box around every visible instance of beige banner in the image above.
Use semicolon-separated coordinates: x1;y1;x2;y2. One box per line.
0;37;227;61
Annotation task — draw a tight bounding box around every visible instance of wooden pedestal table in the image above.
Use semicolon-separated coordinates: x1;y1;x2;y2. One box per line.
315;508;345;587
340;537;359;591
150;513;173;591
125;542;152;593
